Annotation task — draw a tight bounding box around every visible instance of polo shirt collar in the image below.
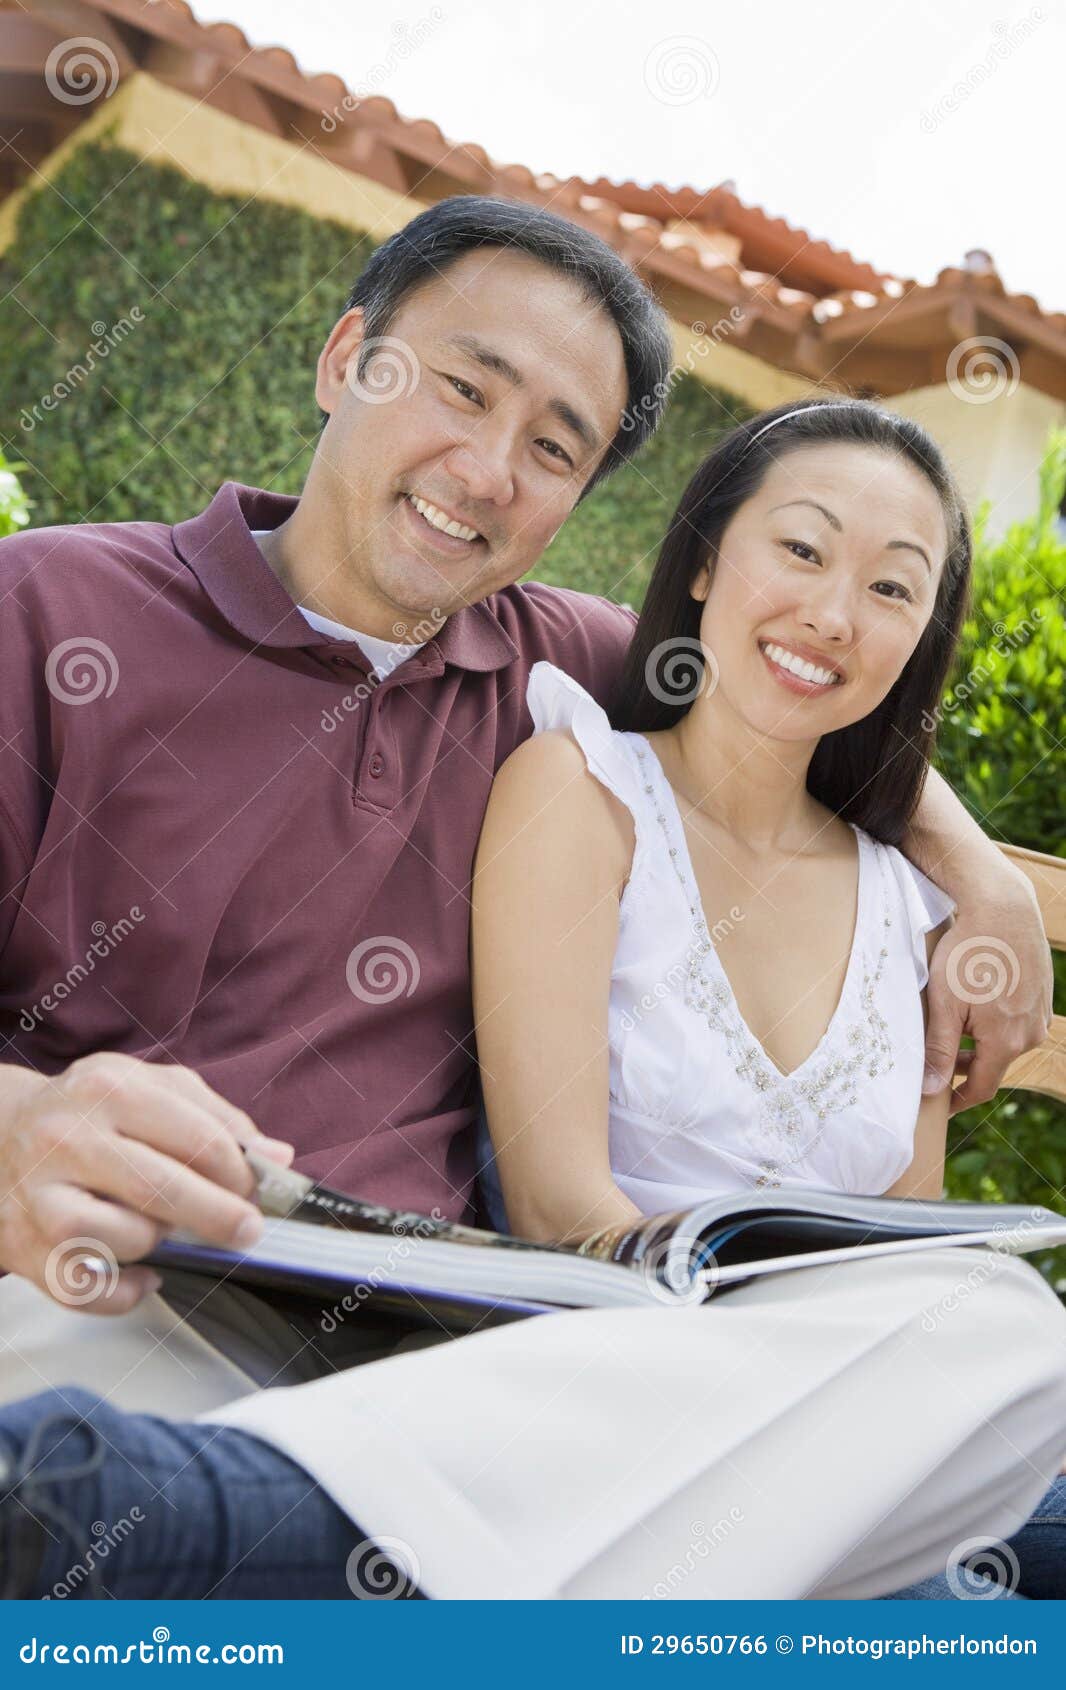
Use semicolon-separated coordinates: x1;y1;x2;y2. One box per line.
171;482;518;673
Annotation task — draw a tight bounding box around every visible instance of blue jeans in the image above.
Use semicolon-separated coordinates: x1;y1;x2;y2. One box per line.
1;1385;1062;1599
883;1474;1066;1599
0;1387;424;1599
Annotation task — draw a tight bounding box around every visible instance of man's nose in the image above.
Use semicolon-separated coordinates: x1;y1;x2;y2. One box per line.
444;432;516;506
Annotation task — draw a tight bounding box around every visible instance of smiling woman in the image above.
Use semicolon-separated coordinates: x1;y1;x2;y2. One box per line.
472;396;972;1247
611;396;971;847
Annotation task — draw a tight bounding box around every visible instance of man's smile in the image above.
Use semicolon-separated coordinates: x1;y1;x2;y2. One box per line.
399;491;486;556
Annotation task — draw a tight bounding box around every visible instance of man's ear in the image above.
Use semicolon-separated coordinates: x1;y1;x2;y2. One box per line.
315;307;367;416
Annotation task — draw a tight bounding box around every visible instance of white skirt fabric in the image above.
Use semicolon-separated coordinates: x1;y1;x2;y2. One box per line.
0;1269;258;1417
200;1248;1066;1600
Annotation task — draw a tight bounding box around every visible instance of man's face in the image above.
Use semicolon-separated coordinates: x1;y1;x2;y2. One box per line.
312;248;630;626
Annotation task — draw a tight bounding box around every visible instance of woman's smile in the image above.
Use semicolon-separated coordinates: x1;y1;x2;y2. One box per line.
757;638;845;696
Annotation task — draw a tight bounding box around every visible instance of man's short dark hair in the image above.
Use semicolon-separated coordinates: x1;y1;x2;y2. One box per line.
342;195;673;499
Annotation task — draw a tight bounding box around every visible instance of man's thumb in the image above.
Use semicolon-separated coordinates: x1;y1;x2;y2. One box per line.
922;1009;962;1094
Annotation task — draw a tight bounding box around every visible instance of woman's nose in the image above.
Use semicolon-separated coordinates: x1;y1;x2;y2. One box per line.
797;583;853;644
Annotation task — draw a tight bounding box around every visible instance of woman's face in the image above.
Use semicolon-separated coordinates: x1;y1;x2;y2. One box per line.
690;441;950;741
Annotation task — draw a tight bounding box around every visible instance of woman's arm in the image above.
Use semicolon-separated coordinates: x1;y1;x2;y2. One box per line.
882;924;952;1199
882;1089;950;1200
902;768;1052;1113
470;731;644;1245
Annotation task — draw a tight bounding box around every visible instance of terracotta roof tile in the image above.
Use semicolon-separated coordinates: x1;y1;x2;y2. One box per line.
3;0;1064;397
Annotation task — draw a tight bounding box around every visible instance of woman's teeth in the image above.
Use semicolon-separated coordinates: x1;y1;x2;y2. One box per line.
406;493;480;542
759;641;841;688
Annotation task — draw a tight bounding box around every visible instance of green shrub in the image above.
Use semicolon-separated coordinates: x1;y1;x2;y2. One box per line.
0;450;30;538
935;432;1066;1285
0;138;377;525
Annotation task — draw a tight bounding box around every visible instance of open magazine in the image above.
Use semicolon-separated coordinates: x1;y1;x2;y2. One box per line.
144;1149;1066;1332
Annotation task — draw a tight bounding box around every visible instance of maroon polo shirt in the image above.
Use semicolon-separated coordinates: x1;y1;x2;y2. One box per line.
0;483;636;1220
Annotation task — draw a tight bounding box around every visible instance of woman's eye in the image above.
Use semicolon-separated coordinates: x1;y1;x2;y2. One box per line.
446;375;482;404
872;581;913;602
781;539;819;563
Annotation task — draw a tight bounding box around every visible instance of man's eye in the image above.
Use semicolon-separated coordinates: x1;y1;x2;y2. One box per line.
446;376;482;404
537;439;572;466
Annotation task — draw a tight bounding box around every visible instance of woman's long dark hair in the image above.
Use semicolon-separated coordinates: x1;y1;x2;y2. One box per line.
610;396;973;847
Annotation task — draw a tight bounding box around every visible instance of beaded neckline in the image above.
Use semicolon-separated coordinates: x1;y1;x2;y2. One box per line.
631;733;890;1089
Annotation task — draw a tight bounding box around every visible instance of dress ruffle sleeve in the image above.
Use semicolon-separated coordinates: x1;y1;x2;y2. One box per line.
883;848;957;991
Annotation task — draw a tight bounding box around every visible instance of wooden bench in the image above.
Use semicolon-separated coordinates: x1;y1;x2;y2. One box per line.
998;843;1066;1104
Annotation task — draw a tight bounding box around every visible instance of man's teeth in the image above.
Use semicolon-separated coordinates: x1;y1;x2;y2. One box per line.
761;642;841;687
407;494;480;542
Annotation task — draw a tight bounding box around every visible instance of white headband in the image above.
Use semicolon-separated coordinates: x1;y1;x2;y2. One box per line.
747;402;895;448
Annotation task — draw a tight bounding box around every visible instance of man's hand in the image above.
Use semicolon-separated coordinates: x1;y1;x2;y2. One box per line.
923;863;1053;1116
0;1054;295;1315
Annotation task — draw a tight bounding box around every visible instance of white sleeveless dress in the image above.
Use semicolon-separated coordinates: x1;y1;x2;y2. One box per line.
526;660;958;1211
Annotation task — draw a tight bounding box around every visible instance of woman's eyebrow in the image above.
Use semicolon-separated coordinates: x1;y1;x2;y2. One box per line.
444;332;599;452
769;498;931;574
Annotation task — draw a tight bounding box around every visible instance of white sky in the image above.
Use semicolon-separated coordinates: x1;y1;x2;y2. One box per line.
200;0;1064;312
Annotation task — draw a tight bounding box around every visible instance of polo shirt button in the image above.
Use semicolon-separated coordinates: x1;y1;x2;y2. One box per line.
368;752;385;777
330;655;350;667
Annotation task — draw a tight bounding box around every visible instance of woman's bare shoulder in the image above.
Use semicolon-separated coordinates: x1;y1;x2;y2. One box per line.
485;730;635;886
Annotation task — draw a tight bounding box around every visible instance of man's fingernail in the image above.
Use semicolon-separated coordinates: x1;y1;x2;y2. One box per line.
254;1140;296;1164
234;1212;264;1250
922;1070;947;1094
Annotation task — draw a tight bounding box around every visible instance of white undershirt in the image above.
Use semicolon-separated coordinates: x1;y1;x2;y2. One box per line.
250;530;428;679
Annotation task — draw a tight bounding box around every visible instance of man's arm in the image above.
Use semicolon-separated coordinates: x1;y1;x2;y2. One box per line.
902;766;1053;1115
